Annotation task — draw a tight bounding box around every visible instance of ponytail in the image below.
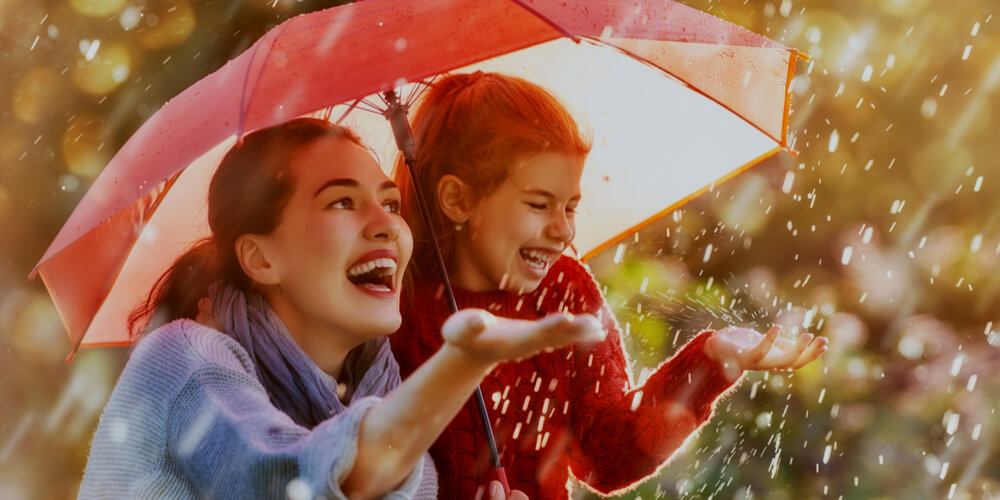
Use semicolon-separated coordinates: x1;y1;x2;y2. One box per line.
128;238;220;340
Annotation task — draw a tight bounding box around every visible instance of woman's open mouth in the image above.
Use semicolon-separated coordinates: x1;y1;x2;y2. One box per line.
346;256;397;298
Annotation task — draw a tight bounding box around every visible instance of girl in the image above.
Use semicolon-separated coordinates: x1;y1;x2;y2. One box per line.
390;72;828;498
79;118;602;499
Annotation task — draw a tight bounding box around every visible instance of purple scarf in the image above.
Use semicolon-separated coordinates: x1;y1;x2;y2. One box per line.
208;281;401;428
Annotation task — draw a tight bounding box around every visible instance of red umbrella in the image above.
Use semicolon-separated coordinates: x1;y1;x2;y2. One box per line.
32;0;801;489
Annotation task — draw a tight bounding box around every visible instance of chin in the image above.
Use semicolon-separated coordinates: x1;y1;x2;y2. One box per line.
504;275;545;295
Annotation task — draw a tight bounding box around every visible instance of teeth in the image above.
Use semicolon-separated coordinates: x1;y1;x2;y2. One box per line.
347;257;397;277
520;248;556;266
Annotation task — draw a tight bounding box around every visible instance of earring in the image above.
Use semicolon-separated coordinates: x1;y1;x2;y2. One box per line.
455;223;463;232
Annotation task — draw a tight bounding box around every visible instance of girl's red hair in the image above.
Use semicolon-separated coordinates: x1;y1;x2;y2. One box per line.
395;71;591;281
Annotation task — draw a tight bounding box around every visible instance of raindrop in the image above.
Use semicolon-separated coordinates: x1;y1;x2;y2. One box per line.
966;374;977;391
840;246;853;265
613;243;626;264
827;129;839;153
970;233;982;252
782;171;794;194
861;64;873;82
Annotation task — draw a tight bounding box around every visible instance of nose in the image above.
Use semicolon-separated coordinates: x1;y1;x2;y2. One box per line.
545;209;574;244
363;202;401;242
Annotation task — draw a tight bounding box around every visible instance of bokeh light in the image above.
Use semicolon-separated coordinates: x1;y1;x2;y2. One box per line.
138;1;196;50
71;41;132;96
69;0;126;18
12;67;63;125
61;114;110;179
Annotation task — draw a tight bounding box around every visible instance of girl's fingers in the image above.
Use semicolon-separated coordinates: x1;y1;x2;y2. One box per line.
770;332;812;369
748;325;781;365
790;336;829;369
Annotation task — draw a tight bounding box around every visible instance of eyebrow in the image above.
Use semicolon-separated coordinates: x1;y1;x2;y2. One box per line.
314;178;399;197
522;188;581;201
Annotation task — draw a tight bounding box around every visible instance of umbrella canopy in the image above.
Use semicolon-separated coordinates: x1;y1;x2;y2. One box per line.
32;0;801;354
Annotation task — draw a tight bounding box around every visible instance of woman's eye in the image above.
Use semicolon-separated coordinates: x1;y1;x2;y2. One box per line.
384;200;401;214
527;202;547;211
326;197;353;210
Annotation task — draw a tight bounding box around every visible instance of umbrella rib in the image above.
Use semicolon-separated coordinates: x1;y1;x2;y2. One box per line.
332;99;362;124
356;99;387;115
405;76;439;108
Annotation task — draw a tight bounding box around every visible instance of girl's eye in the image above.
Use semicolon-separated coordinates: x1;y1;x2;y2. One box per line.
566;205;578;215
326;197;353;210
384;200;401;214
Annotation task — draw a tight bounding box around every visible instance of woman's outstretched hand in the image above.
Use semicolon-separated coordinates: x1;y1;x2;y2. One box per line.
442;309;604;364
704;325;829;382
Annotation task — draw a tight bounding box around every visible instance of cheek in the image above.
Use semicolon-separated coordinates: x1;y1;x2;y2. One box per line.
289;218;353;272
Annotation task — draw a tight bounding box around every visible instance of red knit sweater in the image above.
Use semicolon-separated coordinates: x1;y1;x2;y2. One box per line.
391;256;740;499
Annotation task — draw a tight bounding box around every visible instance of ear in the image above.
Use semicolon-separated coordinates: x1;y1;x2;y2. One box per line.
436;174;474;225
234;235;281;286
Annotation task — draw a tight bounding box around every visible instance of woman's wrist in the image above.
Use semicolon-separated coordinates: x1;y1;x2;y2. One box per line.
438;342;497;375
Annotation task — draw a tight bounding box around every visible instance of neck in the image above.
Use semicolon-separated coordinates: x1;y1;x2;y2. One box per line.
447;240;501;293
267;293;363;380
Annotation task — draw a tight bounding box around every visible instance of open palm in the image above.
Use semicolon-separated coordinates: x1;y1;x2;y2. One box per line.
442;309;604;364
705;325;829;382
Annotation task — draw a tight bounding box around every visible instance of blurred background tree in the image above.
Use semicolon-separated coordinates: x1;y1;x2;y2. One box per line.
1;0;997;498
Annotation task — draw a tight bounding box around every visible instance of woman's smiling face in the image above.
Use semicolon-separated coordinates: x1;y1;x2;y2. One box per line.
254;136;413;341
449;151;584;294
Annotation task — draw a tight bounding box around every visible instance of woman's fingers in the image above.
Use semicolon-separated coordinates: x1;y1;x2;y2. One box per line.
441;309;494;345
444;309;604;362
508;313;602;356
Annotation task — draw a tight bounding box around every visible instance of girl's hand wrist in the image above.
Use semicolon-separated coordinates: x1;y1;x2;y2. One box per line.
705;332;746;382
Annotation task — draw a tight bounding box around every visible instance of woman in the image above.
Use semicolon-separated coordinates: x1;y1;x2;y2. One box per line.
78;118;601;499
390;72;828;498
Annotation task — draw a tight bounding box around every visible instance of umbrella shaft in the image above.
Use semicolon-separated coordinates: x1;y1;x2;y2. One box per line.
385;91;503;469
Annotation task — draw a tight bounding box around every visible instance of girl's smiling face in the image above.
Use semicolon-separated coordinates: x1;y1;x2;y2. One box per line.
443;151;584;294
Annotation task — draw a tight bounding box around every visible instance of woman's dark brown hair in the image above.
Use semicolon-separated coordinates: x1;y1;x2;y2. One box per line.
128;117;378;424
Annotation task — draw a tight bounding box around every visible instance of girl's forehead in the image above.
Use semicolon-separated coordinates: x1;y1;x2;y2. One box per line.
508;152;584;185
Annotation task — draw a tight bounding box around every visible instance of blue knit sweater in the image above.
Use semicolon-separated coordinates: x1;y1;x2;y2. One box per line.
79;319;437;498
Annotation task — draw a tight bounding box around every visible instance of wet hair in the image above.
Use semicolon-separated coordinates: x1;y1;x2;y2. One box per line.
129;117;377;424
394;71;591;282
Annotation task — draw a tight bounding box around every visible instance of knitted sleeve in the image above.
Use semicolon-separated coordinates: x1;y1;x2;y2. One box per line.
163;322;428;499
554;258;743;495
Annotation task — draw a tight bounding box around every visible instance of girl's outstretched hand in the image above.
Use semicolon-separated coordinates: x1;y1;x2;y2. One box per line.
704;325;829;382
442;309;604;364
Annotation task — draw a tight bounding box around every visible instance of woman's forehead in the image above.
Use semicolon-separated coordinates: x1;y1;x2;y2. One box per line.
293;137;387;188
